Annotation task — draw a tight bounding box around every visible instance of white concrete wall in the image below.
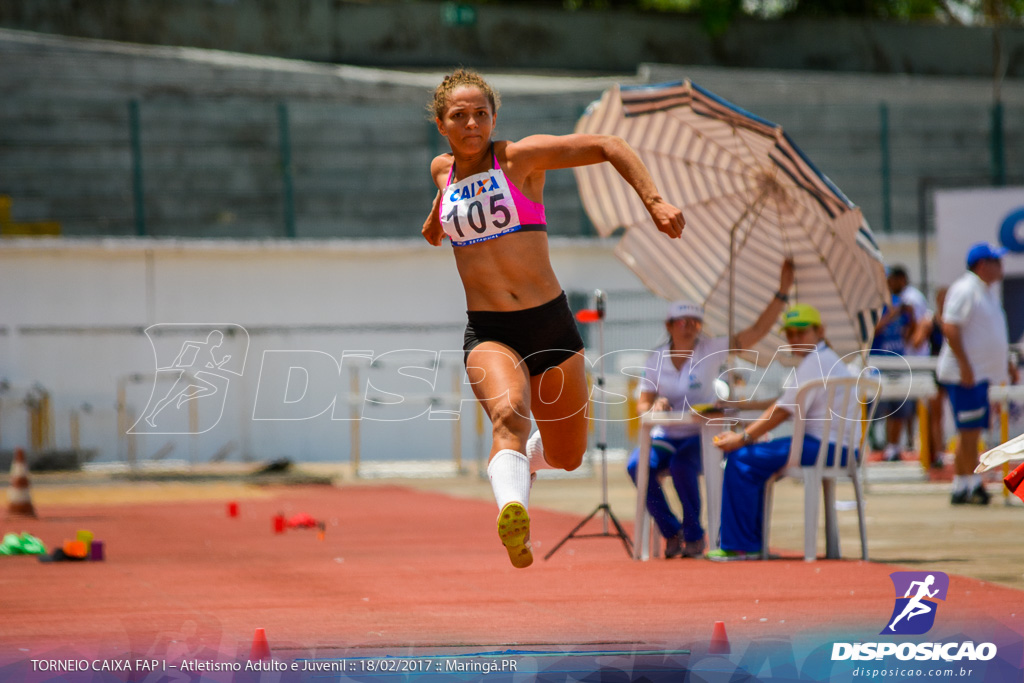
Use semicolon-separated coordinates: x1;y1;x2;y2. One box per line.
0;233;929;465
0;237;644;465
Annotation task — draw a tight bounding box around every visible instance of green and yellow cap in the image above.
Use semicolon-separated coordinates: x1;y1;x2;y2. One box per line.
781;303;822;329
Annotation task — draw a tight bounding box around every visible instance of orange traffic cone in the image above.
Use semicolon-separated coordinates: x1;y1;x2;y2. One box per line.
709;620;731;654
249;628;271;661
7;448;37;517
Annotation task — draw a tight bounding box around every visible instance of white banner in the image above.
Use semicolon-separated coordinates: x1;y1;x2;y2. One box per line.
934;186;1024;286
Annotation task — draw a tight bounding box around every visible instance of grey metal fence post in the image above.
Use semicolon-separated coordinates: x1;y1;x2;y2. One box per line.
128;99;147;237
278;102;297;238
879;102;892;233
991;101;1006;187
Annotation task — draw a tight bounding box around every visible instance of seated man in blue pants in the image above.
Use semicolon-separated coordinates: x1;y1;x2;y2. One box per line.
708;303;860;561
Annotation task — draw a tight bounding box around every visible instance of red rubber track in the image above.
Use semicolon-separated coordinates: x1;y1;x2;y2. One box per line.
1;484;1020;661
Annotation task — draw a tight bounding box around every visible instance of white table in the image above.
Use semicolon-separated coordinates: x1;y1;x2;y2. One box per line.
632;410;738;561
867;355;938;373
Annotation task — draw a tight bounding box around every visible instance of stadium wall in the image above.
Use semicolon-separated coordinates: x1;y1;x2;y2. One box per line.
0;238;639;467
1;1;1023;78
2;28;1022;246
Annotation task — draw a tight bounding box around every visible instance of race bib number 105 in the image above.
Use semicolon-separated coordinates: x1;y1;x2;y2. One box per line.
441;169;522;245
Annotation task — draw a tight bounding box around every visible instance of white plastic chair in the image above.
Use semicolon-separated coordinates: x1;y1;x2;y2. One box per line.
761;376;880;562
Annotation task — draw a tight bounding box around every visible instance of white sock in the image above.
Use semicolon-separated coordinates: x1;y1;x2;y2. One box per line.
526;431;554;473
487;449;531;511
968;473;982;490
952;475;970;493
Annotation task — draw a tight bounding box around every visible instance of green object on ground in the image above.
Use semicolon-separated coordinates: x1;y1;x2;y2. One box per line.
705;548;753;562
0;533;20;555
0;532;47;555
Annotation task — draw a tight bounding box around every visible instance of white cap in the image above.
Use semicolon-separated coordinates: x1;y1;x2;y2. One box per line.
667;300;704;321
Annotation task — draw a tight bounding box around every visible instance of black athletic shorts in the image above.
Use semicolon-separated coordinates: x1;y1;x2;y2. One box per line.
463;291;585;376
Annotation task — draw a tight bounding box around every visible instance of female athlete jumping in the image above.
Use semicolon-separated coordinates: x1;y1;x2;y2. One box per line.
423;70;686;567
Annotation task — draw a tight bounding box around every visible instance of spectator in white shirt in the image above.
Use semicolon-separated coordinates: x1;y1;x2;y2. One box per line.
936;242;1019;505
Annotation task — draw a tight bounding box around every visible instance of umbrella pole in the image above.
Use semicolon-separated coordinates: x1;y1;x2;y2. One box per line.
544;290;633;560
727;226;738;382
728;227;736;349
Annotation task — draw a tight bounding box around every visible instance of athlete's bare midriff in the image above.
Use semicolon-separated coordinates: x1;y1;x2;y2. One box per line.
453;231;563;311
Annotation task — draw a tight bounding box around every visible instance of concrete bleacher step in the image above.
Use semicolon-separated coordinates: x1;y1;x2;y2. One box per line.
2;27;1019;239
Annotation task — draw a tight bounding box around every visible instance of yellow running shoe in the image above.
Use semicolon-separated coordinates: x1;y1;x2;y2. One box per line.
497;501;533;568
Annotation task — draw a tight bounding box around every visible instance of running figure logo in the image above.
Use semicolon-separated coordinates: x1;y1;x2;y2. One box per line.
130;324;249;434
881;571;949;635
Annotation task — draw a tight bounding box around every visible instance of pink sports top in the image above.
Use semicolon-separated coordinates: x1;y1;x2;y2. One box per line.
438;145;547;247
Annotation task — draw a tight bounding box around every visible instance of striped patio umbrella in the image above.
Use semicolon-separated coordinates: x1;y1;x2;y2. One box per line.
574;80;888;364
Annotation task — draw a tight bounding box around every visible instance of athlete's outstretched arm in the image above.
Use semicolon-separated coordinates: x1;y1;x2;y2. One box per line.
508;134;685;240
422;190;445;246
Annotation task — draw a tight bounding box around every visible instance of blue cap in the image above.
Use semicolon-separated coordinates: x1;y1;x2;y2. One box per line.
966;242;1007;268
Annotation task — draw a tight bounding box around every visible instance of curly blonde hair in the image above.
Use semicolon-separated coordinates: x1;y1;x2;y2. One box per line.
429;68;501;120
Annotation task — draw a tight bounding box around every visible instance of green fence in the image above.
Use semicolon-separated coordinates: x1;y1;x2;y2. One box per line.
1;94;1021;239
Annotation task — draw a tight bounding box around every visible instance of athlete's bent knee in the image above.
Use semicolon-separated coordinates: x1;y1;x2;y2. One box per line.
546;447;586;472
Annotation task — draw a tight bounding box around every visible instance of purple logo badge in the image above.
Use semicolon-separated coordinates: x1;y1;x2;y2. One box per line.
881;571;949;635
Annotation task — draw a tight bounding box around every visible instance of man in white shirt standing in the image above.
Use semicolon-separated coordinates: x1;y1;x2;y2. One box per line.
936;242;1018;505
